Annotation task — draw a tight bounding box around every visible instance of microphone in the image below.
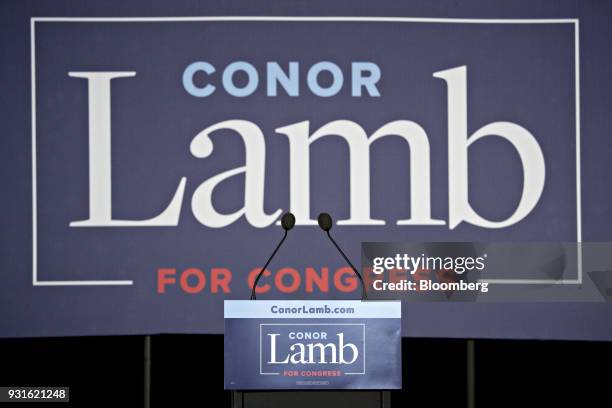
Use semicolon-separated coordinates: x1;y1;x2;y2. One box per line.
250;212;295;300
317;213;368;300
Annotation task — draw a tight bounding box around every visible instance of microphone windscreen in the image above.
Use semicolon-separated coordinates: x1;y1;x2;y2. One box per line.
281;212;296;230
317;213;333;231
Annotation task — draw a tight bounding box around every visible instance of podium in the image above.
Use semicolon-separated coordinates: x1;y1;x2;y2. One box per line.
225;300;401;408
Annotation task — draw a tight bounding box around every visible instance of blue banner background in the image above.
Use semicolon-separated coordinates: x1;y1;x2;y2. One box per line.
1;0;611;340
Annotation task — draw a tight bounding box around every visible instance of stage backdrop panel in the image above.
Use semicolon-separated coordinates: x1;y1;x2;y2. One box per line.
1;0;611;340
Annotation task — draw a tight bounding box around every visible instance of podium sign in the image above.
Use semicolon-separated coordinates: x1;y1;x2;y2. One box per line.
224;300;401;389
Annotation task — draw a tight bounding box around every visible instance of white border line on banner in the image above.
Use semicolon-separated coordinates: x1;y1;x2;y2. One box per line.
31;17;581;286
259;323;366;375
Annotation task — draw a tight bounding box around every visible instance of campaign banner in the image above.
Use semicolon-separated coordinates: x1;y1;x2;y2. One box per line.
2;0;612;340
224;300;401;389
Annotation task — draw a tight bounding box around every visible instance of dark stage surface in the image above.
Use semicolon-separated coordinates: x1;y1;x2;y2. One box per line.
0;335;609;407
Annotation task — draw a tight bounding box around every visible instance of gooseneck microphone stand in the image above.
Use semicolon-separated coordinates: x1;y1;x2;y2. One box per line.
250;213;295;300
317;213;368;301
325;229;368;301
250;212;368;301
